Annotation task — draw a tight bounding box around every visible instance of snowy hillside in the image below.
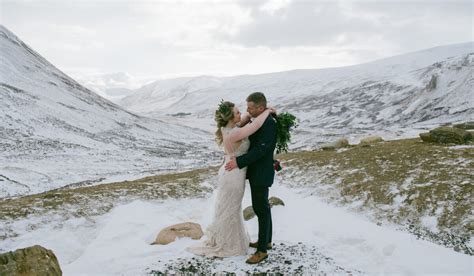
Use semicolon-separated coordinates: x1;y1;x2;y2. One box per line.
119;42;474;148
0;25;219;198
76;72;154;103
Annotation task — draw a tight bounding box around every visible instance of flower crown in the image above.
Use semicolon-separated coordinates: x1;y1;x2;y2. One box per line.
217;99;231;116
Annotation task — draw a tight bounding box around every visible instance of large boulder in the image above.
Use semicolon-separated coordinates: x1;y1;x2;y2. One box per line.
269;196;285;207
151;222;203;245
320;138;349;150
0;245;62;276
359;136;384;146
419;132;437;143
420;127;472;144
243;206;255;221
243;196;285;221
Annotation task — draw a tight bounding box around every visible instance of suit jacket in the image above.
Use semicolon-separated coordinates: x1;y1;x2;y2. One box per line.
236;115;277;188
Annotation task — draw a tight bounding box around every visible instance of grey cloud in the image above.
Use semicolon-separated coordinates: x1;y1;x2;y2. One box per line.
227;1;378;47
227;0;473;49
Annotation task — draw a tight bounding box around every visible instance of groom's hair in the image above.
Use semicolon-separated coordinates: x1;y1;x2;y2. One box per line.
246;92;267;108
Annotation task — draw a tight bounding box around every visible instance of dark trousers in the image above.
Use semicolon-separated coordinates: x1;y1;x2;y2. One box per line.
251;186;272;253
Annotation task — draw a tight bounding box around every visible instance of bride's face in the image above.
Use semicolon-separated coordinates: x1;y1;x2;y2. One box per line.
232;107;241;124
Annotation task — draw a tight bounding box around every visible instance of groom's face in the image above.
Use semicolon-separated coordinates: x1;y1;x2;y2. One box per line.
247;101;265;118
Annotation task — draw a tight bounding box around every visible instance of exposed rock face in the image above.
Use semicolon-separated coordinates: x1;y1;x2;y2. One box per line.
420;127;472;144
152;222;204;245
359;136;384;146
243;196;285;221
0;245;62;276
320;138;350;150
426;74;437;91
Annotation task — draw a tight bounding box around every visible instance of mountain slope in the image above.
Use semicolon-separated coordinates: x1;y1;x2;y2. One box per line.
0;25;219;197
119;42;474;148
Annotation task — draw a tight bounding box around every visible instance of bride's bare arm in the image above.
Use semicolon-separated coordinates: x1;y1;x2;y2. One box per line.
226;109;271;143
237;113;251;127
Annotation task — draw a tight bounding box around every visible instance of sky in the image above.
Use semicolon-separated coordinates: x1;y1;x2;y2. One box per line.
1;0;473;88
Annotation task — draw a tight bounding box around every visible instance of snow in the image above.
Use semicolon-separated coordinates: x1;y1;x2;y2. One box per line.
1;25;472;274
0;25;220;198
118;42;474;150
1;183;471;275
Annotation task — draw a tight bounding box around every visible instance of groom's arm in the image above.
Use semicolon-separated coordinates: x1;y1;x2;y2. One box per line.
235;118;276;169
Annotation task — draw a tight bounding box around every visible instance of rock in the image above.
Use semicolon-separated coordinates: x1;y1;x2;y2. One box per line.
244;197;285;221
243;206;255;221
320;138;349;150
453;122;474;130
0;245;62;276
428;127;472;144
269;196;285;207
359;136;383;146
419;132;436;143
426;75;437;91
152;222;203;245
466;221;474;232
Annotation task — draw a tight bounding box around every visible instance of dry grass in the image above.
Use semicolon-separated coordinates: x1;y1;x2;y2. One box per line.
278;138;473;236
0;167;219;223
1;138;472;252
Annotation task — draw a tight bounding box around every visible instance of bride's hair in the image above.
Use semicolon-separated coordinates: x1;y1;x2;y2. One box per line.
215;101;235;146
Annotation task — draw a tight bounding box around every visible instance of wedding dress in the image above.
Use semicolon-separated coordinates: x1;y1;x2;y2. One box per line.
187;127;250;257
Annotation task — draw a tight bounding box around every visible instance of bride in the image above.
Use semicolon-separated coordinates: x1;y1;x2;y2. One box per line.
187;100;274;257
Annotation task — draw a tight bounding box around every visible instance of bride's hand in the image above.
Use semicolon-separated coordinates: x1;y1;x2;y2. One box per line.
268;106;277;114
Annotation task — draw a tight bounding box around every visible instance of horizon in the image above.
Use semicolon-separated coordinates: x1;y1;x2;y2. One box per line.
2;21;472;102
1;0;472;89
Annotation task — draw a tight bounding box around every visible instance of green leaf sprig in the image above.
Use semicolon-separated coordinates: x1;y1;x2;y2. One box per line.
274;112;298;154
218;99;231;116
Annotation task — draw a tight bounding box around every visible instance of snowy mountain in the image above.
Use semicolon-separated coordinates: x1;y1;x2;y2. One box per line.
0;25;219;198
75;72;155;102
119;42;474;148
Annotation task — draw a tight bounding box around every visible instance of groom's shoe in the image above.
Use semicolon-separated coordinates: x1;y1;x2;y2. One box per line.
245;251;268;264
249;241;272;250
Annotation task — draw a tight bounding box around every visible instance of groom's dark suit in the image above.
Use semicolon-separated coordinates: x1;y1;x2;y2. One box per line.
236;115;277;253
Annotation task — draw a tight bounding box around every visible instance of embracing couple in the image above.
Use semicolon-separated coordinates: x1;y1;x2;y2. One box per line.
187;92;277;264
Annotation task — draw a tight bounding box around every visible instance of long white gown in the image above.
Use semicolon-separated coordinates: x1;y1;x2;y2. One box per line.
187;127;250;257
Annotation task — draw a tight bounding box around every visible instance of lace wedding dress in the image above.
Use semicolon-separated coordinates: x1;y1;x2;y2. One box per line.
187;127;250;257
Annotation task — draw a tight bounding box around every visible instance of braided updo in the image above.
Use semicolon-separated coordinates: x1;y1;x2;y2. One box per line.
214;101;235;146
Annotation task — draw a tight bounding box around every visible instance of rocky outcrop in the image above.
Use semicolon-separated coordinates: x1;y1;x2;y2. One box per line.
320;138;350;150
269;197;285;207
0;245;62;276
426;75;437;91
359;136;384;146
151;222;204;245
243;196;285;221
243;206;256;221
420;127;472;144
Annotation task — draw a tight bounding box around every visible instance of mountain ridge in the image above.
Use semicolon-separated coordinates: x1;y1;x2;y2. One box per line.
118;42;474;148
0;25;219;198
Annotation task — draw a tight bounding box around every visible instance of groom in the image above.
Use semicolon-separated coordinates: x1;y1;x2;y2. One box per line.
225;92;277;264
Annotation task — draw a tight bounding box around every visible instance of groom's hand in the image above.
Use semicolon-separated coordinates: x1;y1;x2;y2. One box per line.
225;157;238;171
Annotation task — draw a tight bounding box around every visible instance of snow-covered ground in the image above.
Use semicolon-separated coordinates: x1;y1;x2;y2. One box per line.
1;23;472;198
1;182;471;275
0;25;220;198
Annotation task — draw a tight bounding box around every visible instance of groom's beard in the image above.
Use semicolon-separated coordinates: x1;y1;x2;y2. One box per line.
251;110;264;118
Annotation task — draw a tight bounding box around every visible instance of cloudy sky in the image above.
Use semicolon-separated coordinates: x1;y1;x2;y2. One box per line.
1;0;472;86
